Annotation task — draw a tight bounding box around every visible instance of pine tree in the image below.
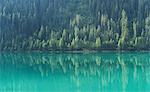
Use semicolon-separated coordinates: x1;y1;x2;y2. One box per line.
95;37;101;49
118;10;128;49
145;15;150;48
38;26;45;39
59;38;65;49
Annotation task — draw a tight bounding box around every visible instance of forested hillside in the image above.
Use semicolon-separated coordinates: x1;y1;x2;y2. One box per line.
0;0;150;51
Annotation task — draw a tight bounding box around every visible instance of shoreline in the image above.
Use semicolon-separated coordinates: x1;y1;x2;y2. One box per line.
0;49;150;53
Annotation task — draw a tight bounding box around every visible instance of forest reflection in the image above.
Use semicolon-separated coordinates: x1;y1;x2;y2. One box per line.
0;52;150;91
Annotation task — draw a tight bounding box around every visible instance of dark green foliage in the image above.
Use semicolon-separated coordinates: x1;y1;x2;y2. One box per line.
0;0;150;51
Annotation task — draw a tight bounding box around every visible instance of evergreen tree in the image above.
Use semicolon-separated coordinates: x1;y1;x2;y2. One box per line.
118;10;129;49
59;38;65;49
95;37;101;49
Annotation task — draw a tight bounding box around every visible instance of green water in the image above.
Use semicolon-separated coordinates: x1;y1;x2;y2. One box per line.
0;52;150;92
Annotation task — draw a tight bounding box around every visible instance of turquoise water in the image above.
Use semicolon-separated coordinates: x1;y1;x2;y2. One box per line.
0;52;150;92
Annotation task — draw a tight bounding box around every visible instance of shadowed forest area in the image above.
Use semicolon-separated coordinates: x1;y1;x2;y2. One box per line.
0;0;150;51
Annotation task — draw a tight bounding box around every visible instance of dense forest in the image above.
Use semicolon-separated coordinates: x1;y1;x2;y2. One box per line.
0;0;150;51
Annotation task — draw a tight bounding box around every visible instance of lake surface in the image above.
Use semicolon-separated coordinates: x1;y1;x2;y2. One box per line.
0;51;150;92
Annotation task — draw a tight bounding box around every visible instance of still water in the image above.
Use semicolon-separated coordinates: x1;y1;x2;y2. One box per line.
0;51;150;92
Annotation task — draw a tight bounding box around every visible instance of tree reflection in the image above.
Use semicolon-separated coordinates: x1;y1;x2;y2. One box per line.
0;52;150;91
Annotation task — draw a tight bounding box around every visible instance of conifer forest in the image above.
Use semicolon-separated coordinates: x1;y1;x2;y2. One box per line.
0;0;150;51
